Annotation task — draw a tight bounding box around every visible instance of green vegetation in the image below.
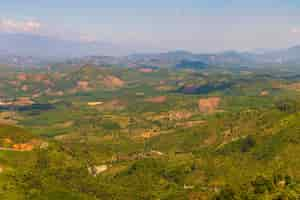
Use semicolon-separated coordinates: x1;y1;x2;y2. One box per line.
0;64;300;199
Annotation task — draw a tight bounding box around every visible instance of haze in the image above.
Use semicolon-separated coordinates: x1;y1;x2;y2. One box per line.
1;0;300;54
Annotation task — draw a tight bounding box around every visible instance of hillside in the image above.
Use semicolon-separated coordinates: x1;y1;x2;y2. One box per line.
0;63;299;199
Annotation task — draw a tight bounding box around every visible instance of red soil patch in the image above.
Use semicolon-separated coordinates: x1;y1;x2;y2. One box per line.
260;90;269;96
12;143;34;151
3;138;13;145
99;99;126;110
145;96;167;103
21;85;29;91
17;73;49;83
43;79;53;86
103;76;124;88
3;139;44;151
140;130;160;139
198;97;220;113
33;74;47;82
14;97;34;106
168;111;192;121
17;73;27;81
139;68;154;73
9;81;18;86
283;83;300;91
77;81;90;90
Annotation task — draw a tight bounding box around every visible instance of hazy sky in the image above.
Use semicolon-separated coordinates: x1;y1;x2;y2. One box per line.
1;0;300;53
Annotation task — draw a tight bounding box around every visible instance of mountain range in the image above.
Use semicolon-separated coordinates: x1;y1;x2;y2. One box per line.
1;32;300;67
0;33;129;59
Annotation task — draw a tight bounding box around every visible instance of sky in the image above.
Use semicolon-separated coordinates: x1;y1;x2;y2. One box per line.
1;0;300;53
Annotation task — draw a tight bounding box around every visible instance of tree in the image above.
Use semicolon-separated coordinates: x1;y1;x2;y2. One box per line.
275;99;298;113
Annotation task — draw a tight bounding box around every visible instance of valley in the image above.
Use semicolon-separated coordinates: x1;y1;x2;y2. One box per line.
0;62;300;199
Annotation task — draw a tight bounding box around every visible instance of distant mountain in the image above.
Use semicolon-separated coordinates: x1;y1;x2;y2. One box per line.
128;46;300;68
0;33;128;59
260;46;300;64
1;32;300;67
127;50;256;68
128;50;199;66
251;48;274;54
205;51;257;66
175;60;208;70
0;54;47;67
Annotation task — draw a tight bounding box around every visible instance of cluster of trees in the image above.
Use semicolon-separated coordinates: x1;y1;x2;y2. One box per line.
275;99;299;114
5;148;300;200
215;174;300;200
